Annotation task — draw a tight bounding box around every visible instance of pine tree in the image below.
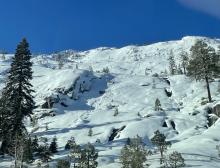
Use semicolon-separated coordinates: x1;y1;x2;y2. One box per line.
120;136;147;168
49;136;58;153
65;136;76;150
152;78;156;89
151;130;171;164
31;115;38;128
1;51;6;61
88;128;93;137
56;53;64;69
23;137;34;163
187;40;219;102
168;50;176;75
0;92;12;155
180;51;189;74
57;159;70;168
177;64;183;75
80;143;98;168
69;140;82;167
155;98;162;111
0;38;35;159
168;151;185;168
37;138;52;163
113;107;119;116
32;135;39;152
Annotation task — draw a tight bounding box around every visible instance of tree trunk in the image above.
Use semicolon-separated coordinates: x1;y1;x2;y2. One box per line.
183;66;186;75
205;76;212;102
87;155;90;168
160;148;163;164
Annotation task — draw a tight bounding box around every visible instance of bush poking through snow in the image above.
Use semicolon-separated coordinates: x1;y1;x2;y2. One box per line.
113;107;119;116
151;130;171;164
152;78;156;89
155;98;162;111
216;145;220;157
168;151;185;168
102;67;109;73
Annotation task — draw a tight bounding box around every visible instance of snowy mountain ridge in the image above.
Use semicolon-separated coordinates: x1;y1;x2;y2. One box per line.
1;36;220;167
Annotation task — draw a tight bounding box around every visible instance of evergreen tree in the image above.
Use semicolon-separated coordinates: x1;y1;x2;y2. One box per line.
155;98;162;111
0;92;12;155
0;38;35;158
80;143;98;168
151;130;171;164
57;159;70;168
0;51;6;61
65;136;76;150
187;40;219;102
152;78;156;89
23;137;34;163
31;115;38;128
88;128;93;137
32;135;39;153
126;137;131;146
69;140;82;167
38;138;52;163
177;64;183;75
180;51;189;75
168;50;176;75
113;107;119;116
168;151;185;168
49;136;58;153
120;136;147;168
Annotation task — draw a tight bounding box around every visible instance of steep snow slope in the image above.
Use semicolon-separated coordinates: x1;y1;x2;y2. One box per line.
0;36;220;167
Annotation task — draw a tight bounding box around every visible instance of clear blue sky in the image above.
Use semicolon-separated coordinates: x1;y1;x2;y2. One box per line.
0;0;220;53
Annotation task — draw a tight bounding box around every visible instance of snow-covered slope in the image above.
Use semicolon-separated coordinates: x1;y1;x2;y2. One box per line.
1;36;220;167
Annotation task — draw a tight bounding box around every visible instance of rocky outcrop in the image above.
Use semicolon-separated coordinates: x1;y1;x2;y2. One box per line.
213;104;220;117
108;126;126;141
41;95;60;109
164;88;172;97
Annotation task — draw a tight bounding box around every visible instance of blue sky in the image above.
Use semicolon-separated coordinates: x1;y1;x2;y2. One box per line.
0;0;220;53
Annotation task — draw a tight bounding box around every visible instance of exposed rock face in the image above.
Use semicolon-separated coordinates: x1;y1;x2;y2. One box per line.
39;111;56;119
162;121;168;127
108;126;126;141
164;88;172;97
213;104;220;117
41;96;60;109
208;114;219;127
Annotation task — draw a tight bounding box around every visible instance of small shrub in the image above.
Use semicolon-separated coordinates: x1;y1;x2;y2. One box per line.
88;128;93;136
102;67;109;73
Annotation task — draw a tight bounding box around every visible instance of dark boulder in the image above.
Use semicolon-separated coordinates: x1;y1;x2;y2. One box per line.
164;88;172;97
108;126;126;142
213;104;220;117
41;95;60;109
